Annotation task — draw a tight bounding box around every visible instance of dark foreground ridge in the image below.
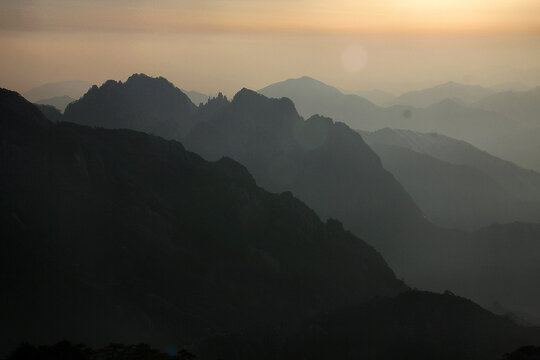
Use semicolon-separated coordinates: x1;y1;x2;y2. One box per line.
1;88;404;353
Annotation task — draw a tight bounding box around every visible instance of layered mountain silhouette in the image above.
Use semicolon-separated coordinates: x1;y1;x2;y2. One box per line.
1;88;406;354
475;87;540;127
35;95;75;112
258;76;511;151
3;87;540;359
64;74;198;139
24;80;91;102
185;88;427;244
473;87;540;171
360;128;540;229
39;74;540;324
183;89;210;105
391;81;494;108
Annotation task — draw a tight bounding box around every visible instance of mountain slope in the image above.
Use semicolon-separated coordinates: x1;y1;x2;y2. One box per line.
63;74;198;139
1;88;406;353
361;128;540;202
367;143;540;229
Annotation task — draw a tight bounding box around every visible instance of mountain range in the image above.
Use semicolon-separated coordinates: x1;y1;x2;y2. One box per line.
24;80;91;103
58;74;540;320
3;87;540;359
258;76;540;172
35;95;75;112
1;88;405;354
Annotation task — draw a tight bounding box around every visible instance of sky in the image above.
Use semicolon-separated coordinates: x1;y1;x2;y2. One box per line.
1;0;540;95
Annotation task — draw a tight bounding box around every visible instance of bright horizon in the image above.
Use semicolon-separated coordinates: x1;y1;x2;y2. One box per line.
1;0;540;95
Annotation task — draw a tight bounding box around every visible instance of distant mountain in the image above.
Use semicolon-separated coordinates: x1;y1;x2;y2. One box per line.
35;95;75;112
474;87;540;127
392;81;495;108
258;77;512;150
490;82;532;92
35;103;62;122
361;128;540;202
258;76;382;130
183;89;210;105
0;88;406;354
488;127;540;173
24;80;91;102
64;74;198;139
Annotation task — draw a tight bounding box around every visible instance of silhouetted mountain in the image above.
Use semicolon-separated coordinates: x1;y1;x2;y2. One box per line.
185;88;426;244
361;128;540;202
1;88;406;354
64;74;198;139
35;103;63;122
183;90;210;106
392;81;494;108
36;95;75;112
24;80;91;102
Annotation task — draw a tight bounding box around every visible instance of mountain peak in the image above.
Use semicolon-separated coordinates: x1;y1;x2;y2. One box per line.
63;75;197;139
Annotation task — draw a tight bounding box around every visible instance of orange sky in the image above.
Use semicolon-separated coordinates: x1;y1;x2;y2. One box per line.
1;0;539;94
2;0;540;34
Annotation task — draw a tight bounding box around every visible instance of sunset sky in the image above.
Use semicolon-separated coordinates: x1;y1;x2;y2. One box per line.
1;0;539;95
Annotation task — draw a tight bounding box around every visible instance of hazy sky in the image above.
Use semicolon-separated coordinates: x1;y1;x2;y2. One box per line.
1;0;539;95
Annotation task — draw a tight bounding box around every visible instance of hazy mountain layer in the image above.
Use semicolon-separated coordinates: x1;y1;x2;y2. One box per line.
391;81;494;108
1;88;406;354
258;77;512;151
361;128;540;202
368;143;540;229
24;80;91;102
183;90;210;105
35;103;63;122
35;95;75;112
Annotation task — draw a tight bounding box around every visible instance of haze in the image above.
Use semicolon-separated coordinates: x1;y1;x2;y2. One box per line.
1;0;540;95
